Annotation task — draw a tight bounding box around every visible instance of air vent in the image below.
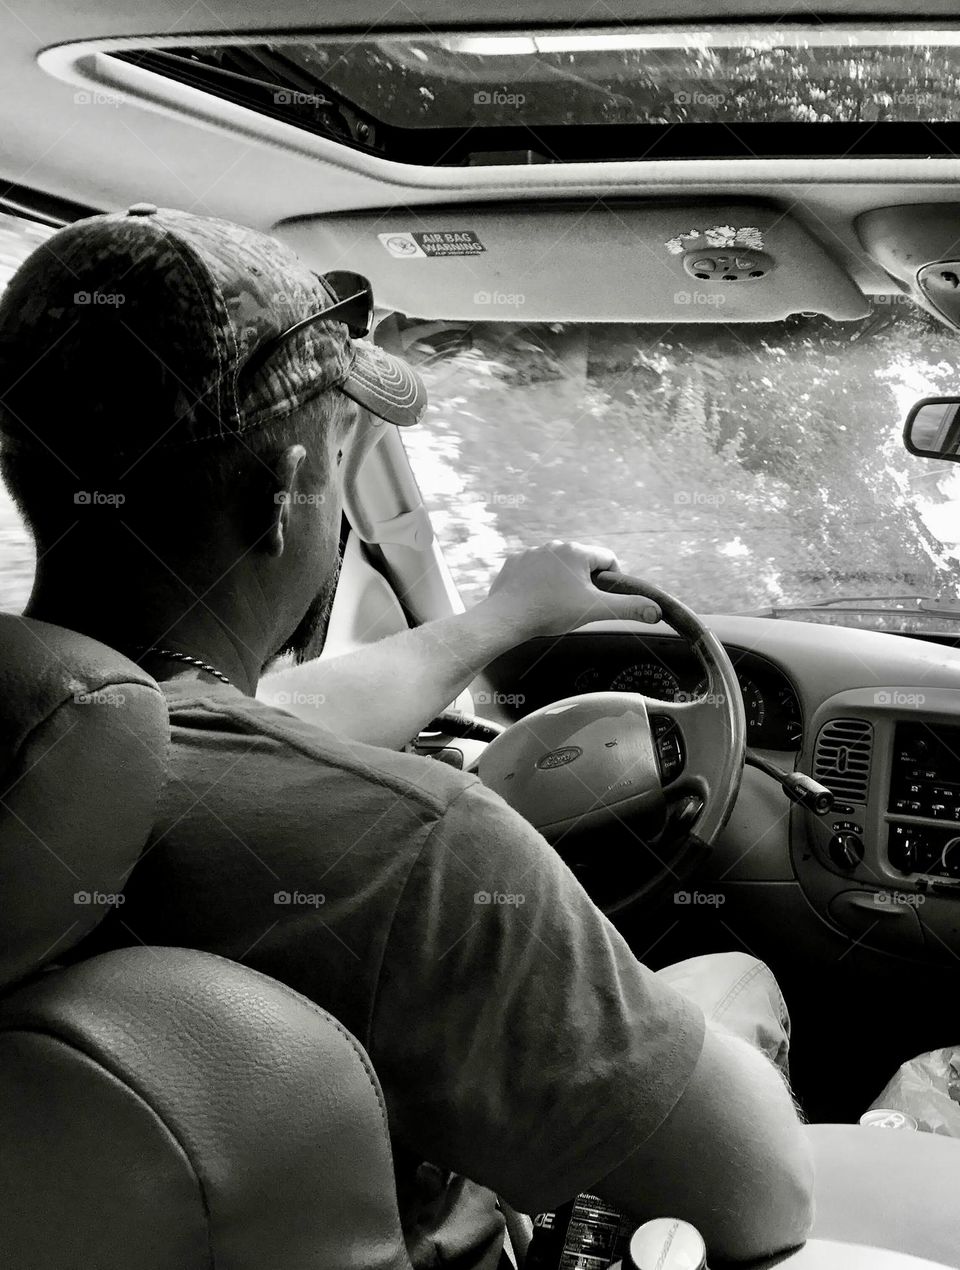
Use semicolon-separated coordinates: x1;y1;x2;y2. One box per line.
813;718;873;804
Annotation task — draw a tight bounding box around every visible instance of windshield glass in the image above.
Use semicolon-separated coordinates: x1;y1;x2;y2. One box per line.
397;302;960;635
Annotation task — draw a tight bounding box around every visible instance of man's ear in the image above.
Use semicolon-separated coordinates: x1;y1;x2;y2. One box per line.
266;443;306;558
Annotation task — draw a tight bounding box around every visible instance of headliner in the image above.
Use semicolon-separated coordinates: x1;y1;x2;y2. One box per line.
4;1;960;269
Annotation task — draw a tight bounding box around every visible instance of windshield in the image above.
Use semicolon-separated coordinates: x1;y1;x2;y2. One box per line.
397;302;960;635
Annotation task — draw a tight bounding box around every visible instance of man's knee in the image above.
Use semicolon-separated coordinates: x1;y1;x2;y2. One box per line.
656;952;791;1072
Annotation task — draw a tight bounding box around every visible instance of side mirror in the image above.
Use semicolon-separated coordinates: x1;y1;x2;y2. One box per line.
903;397;960;462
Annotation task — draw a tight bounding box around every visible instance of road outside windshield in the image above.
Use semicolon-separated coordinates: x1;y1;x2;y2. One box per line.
398;309;960;634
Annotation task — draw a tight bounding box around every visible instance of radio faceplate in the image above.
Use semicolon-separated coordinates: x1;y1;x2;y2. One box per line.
887;722;960;884
889;721;960;824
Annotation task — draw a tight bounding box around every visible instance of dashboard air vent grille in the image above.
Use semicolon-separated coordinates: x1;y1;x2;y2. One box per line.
813;718;873;803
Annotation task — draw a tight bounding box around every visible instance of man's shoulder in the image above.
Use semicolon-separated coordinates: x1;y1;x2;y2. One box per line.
160;679;479;818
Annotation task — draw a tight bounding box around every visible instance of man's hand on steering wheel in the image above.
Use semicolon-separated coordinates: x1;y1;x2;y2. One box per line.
483;541;662;638
476;569;747;915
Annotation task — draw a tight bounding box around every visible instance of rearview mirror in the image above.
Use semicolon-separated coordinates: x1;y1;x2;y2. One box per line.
903;397;960;462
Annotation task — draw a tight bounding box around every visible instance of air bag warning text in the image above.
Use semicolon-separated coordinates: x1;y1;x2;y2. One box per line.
379;230;485;258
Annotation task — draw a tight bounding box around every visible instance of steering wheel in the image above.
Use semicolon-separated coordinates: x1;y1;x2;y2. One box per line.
476;574;746;916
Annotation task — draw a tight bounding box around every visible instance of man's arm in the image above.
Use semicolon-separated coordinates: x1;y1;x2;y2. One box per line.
369;779;813;1262
258;541;660;748
595;1025;814;1261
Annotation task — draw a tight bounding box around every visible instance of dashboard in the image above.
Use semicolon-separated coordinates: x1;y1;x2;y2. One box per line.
493;633;803;750
479;615;960;964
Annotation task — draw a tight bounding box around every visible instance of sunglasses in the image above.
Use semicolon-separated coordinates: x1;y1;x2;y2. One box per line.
238;270;374;386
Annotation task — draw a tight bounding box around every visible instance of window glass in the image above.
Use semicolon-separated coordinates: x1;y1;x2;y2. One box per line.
401;304;960;634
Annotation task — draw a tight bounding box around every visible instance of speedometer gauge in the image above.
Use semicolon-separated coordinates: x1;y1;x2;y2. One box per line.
610;662;682;701
695;674;765;730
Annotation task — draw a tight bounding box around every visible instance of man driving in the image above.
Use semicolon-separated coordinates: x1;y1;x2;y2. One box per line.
0;206;812;1268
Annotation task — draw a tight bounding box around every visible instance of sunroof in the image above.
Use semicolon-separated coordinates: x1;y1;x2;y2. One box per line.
116;25;960;165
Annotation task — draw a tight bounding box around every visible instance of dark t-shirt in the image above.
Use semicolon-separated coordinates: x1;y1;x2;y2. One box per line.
92;680;705;1266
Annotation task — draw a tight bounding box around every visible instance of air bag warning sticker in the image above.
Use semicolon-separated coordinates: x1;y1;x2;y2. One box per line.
378;230;485;258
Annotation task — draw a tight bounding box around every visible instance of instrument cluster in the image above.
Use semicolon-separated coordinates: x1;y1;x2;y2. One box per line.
508;636;803;751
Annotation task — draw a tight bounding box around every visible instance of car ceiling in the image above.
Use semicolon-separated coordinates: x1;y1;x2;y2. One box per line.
6;1;960;295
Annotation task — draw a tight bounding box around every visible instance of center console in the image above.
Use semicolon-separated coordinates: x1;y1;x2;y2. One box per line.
794;687;960;961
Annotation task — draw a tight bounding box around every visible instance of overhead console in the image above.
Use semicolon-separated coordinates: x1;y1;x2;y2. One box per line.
857;204;960;330
795;687;960;962
276;201;870;324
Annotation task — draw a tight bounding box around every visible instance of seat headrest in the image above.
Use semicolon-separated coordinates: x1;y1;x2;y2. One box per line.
0;614;169;992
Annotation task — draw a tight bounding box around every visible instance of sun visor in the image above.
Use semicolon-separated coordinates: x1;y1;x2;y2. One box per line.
275;202;869;324
857;205;960;330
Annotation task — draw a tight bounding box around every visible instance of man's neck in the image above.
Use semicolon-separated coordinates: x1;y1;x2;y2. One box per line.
25;578;267;697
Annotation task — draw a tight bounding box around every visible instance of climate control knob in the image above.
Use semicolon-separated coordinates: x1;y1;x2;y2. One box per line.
939;836;960;879
889;833;919;874
829;833;864;870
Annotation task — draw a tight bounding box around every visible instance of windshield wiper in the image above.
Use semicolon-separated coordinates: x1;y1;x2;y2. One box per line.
748;593;960;621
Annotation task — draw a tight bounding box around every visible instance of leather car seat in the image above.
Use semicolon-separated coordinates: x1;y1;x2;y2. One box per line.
0;613;412;1270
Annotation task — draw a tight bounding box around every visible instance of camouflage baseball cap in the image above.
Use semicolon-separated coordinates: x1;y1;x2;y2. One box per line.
0;204;426;468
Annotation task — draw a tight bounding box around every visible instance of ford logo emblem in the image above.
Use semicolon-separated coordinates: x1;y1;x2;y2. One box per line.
536;746;583;771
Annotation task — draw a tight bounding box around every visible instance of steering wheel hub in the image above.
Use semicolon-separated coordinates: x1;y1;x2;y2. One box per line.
479;692;666;841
